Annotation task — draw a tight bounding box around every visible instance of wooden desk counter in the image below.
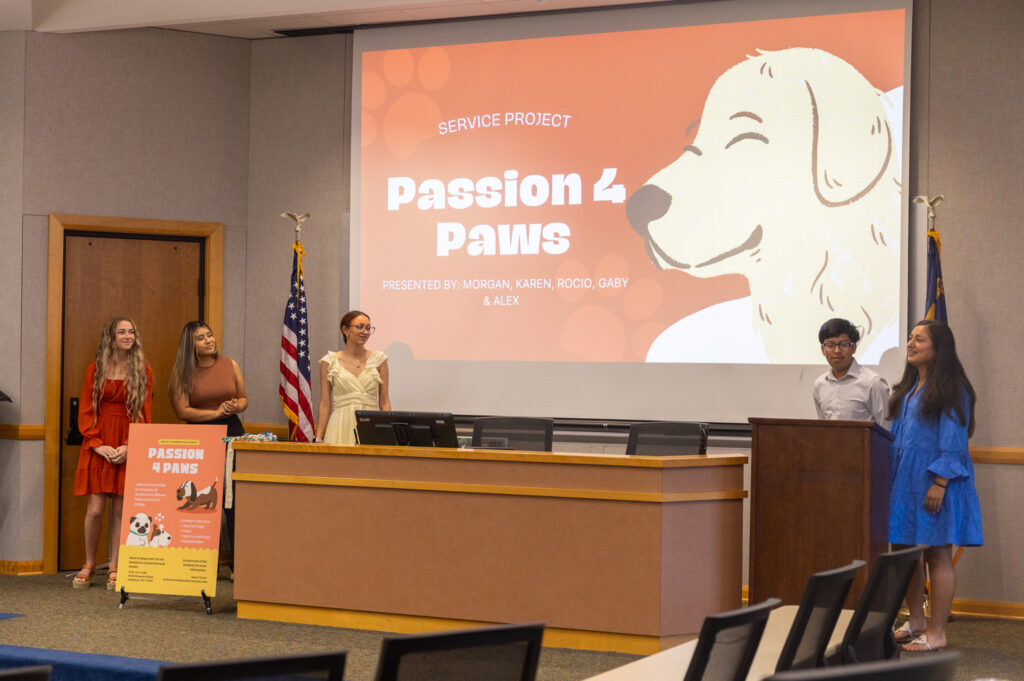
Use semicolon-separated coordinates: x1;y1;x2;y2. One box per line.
231;442;747;654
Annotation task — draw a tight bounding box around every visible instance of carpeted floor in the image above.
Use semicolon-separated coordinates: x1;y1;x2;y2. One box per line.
2;571;1023;680
0;571;637;681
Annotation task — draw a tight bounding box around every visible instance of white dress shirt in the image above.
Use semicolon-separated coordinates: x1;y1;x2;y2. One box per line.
813;359;890;428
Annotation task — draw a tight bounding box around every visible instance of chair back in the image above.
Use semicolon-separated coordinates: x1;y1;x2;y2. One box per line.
156;651;346;681
374;622;544;681
775;560;865;672
764;649;959;681
471;418;553;452
626;421;708;456
683;598;780;681
838;545;924;664
0;667;52;681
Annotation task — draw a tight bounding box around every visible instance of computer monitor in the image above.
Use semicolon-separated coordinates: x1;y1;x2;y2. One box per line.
355;410;459;448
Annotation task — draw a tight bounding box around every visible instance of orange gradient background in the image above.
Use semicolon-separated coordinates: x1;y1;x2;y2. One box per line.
358;10;906;362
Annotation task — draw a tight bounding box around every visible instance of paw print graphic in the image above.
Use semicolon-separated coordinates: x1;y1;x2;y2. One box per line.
362;47;451;159
555;253;667;361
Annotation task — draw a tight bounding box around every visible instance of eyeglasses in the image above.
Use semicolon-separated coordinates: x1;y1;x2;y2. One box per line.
346;324;375;334
822;341;853;351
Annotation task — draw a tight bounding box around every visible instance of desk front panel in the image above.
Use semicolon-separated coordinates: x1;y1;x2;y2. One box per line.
232;444;746;639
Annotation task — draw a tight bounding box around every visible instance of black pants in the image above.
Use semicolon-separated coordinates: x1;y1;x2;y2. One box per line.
188;415;244;555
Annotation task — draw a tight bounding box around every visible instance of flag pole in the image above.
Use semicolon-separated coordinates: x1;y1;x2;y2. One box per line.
909;195;961;604
279;212;315;442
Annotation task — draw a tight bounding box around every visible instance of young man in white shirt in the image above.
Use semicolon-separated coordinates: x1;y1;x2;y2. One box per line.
813;318;890;427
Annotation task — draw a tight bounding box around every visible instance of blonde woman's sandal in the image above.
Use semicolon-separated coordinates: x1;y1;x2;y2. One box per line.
106;568;118;590
901;634;947;653
893;621;924;643
72;565;95;589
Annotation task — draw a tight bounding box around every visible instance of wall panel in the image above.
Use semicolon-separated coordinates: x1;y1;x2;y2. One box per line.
246;34;351;424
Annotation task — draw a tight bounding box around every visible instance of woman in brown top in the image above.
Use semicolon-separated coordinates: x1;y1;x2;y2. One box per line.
169;321;248;561
169;321;247;436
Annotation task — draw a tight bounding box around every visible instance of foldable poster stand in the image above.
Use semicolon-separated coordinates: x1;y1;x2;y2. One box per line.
115;423;228;615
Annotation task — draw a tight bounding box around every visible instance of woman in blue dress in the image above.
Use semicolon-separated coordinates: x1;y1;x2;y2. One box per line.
887;320;982;652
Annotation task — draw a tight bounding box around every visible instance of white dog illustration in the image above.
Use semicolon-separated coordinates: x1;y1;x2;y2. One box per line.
125;513;152;547
149;524;173;547
628;48;900;364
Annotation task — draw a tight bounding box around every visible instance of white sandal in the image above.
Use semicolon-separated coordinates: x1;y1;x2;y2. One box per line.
893;621;925;642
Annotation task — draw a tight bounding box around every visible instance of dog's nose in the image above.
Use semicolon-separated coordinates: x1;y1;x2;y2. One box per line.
626;184;672;238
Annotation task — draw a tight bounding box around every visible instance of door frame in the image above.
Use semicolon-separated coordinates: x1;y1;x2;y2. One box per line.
43;213;223;574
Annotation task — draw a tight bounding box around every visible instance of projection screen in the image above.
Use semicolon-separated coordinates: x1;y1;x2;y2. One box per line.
351;0;913;423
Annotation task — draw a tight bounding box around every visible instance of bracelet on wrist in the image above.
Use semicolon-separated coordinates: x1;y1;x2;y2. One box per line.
934;480;947;488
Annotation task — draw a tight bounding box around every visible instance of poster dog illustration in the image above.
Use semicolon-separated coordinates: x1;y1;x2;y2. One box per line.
176;478;219;511
126;513;152;547
149;523;173;547
628;48;900;364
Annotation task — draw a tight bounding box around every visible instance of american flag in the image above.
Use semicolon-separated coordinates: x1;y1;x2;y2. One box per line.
279;241;315;441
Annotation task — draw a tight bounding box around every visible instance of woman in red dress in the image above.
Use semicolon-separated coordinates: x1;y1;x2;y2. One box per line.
72;317;153;589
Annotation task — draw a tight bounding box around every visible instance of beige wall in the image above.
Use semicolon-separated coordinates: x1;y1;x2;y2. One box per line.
910;0;1023;448
0;0;1022;602
245;34;352;425
0;27;252;562
0;31;30;559
0;27;352;562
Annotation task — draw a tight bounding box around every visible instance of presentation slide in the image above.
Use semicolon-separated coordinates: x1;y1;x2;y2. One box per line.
352;0;912;423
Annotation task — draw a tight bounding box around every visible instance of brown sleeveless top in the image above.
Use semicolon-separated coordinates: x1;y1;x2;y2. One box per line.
189;355;238;410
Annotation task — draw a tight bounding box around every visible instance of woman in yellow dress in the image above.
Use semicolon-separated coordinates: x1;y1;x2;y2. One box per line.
315;310;391;444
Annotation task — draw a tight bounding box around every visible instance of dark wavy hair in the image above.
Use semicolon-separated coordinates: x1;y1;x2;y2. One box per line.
339;310;370;346
818;318;861;344
886;320;975;437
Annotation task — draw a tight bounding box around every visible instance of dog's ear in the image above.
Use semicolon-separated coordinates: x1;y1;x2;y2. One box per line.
189;483;198;501
793;50;895;207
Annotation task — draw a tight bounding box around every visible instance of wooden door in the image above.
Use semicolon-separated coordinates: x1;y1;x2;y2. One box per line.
59;233;203;571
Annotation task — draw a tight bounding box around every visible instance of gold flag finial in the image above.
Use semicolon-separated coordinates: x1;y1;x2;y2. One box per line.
912;195;944;221
281;212;312;242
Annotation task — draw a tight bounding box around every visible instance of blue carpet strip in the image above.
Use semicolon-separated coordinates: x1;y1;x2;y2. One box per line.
0;644;166;681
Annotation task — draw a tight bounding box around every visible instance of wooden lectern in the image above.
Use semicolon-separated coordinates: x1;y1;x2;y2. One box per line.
748;418;892;606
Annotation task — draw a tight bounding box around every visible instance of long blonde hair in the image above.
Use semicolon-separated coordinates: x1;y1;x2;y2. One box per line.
168;321;216;401
92;316;149;423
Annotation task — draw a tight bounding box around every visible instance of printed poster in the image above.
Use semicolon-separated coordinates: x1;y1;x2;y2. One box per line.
117;423;227;597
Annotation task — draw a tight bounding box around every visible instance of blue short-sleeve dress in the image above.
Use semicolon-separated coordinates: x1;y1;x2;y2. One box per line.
889;387;983;547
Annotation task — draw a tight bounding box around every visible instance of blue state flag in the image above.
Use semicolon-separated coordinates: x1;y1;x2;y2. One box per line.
924;228;947;322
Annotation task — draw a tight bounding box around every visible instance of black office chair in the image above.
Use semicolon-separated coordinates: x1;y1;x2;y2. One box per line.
156;651;346;681
374;622;544;681
626;421;709;455
471;417;554;452
683;598;780;681
833;545;925;665
0;667;52;681
775;560;865;672
765;650;960;681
